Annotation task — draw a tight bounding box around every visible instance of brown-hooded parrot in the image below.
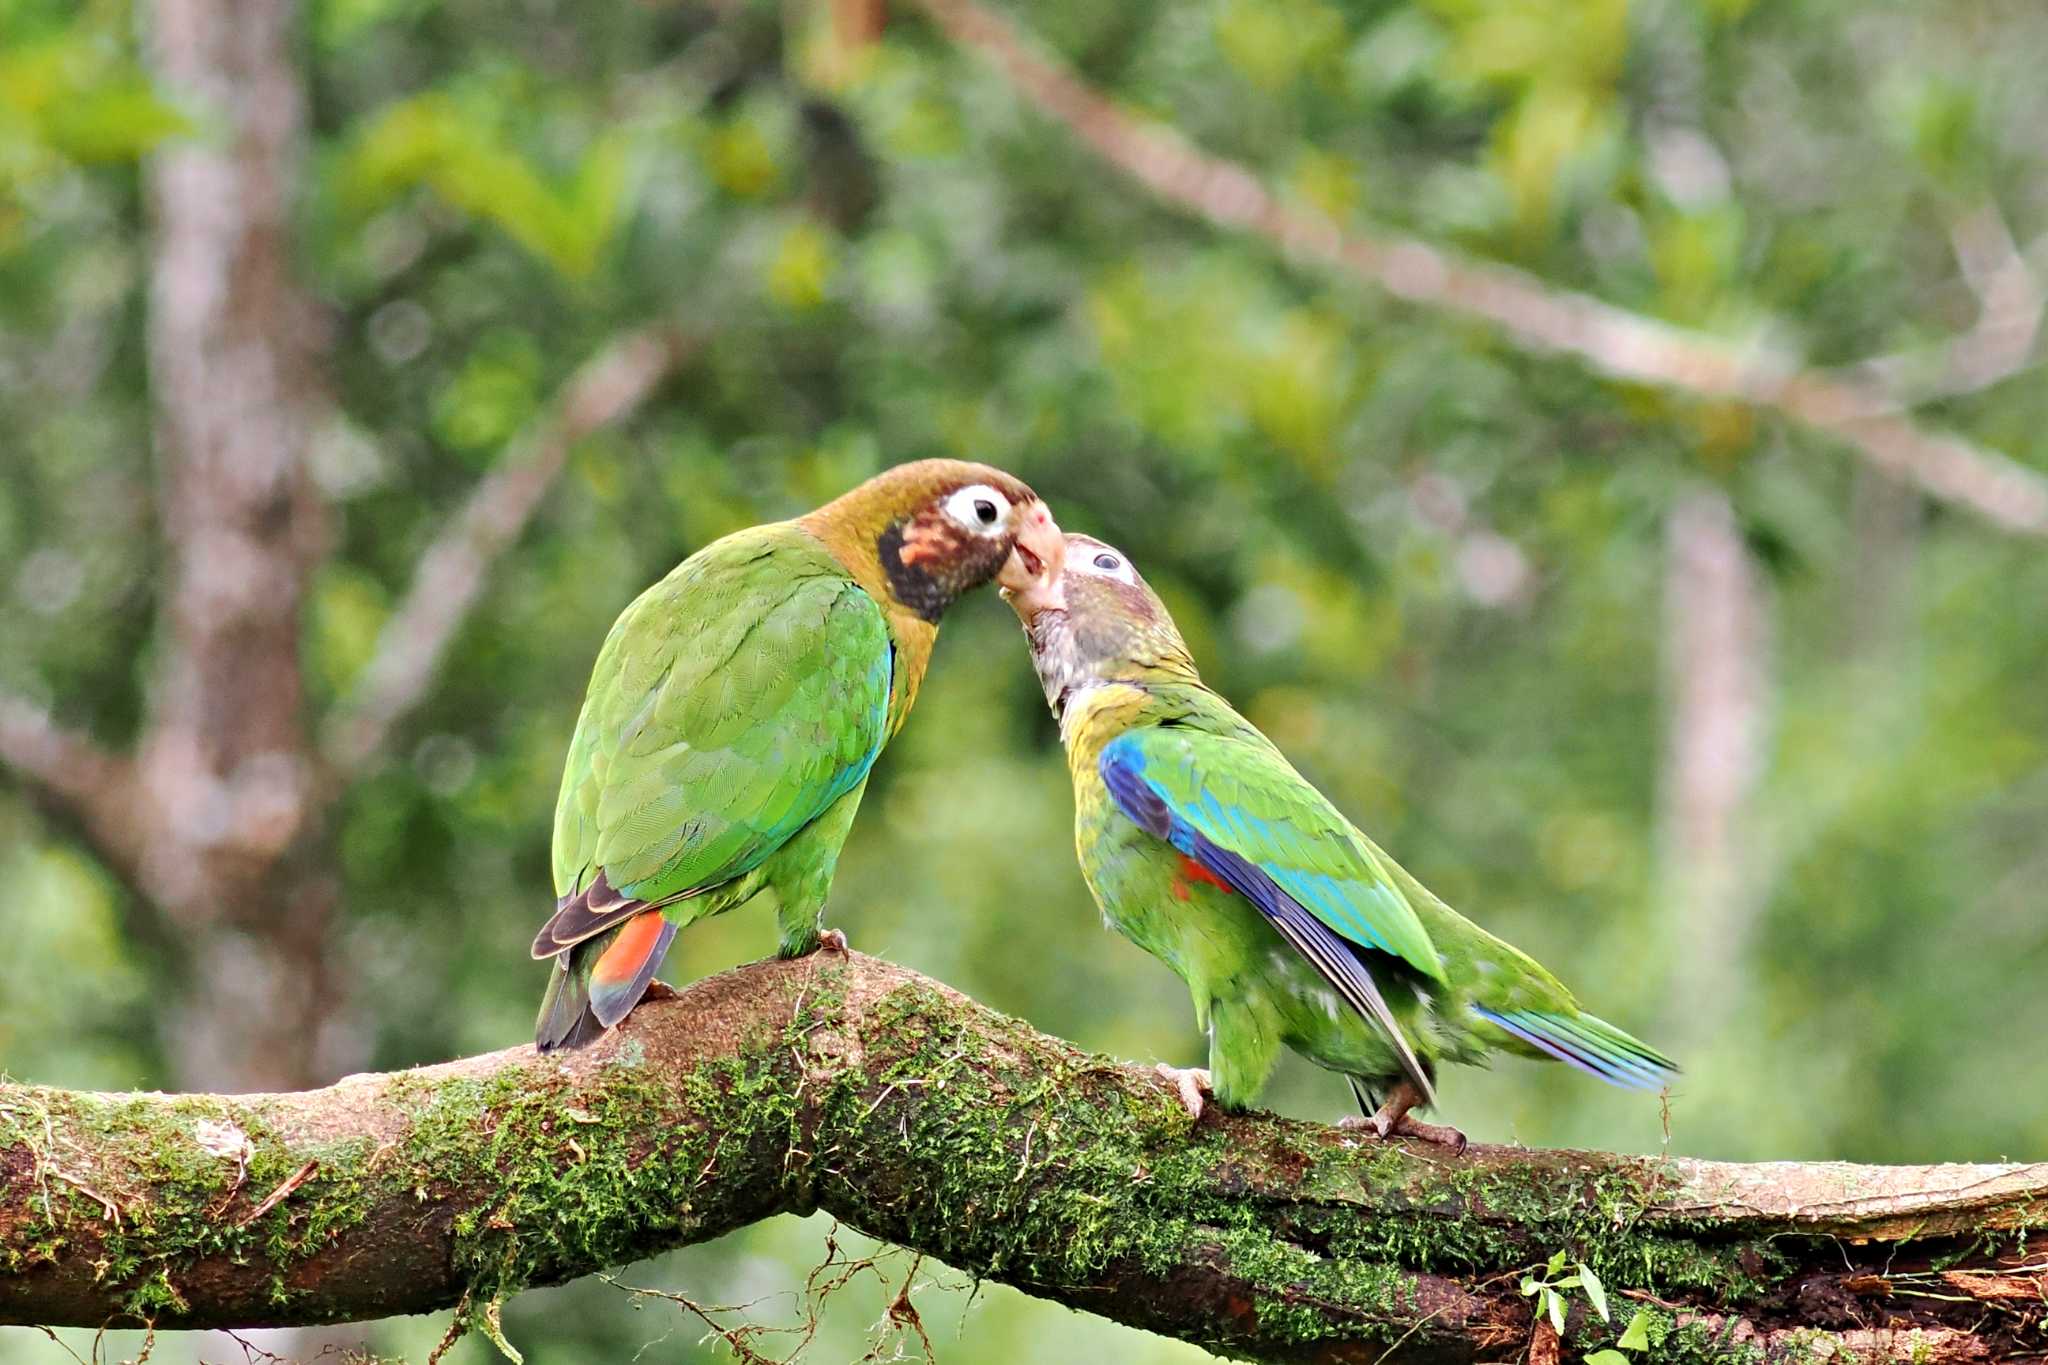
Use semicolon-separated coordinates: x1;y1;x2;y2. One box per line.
1005;534;1676;1147
532;460;1064;1050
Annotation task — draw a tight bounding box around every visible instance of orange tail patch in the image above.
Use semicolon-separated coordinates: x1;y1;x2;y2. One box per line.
593;912;667;988
585;911;679;1030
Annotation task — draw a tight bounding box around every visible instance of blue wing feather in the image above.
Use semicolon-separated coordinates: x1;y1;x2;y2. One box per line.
1100;737;1437;1108
1100;742;1173;840
1146;748;1434;966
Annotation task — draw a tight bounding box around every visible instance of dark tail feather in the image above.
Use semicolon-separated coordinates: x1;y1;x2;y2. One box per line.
535;951;604;1052
534;914;681;1052
588;914;678;1028
531;870;643;959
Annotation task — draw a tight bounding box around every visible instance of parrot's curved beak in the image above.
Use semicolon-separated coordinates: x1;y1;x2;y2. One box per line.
998;500;1067;617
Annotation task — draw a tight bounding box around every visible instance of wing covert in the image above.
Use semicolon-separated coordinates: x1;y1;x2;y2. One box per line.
1097;729;1443;1105
542;533;892;950
1101;729;1443;980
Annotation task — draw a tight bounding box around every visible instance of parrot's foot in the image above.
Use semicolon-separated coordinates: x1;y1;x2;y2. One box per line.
817;927;850;955
639;979;682;1004
1339;1080;1468;1154
1154;1063;1213;1122
1400;1116;1468;1153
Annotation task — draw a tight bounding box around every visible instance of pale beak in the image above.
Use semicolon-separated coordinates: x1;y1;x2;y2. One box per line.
998;500;1066;618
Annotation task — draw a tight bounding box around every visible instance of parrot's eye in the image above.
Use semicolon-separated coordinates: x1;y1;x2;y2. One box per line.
1074;543;1140;585
943;484;1011;535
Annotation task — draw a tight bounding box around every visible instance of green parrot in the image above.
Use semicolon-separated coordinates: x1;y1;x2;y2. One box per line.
1003;533;1675;1147
532;460;1064;1051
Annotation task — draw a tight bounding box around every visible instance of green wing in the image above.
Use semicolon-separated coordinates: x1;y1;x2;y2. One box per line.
536;525;892;953
1374;848;1681;1089
1101;727;1443;981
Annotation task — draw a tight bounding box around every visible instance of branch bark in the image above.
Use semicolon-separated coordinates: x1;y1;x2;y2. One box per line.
3;955;2042;1362
909;0;2048;540
321;323;695;778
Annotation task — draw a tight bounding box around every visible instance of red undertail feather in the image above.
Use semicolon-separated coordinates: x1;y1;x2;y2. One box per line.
536;910;680;1052
589;912;673;1028
1178;854;1235;894
594;912;666;987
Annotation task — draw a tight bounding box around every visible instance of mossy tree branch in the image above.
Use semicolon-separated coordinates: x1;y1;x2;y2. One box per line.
2;955;2044;1363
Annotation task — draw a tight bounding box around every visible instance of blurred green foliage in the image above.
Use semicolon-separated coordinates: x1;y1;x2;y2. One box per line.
3;0;2047;1360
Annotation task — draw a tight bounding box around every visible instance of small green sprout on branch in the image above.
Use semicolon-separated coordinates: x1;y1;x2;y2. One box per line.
1521;1250;1651;1363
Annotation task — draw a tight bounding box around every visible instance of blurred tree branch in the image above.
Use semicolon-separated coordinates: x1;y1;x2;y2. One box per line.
0;691;143;888
322;323;696;778
2;954;2044;1363
1837;203;2046;406
911;0;2048;539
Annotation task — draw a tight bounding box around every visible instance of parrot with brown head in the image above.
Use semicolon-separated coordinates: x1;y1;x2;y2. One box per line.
533;460;1064;1050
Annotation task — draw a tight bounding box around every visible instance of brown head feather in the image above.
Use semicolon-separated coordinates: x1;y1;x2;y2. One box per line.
797;459;1058;731
799;459;1044;609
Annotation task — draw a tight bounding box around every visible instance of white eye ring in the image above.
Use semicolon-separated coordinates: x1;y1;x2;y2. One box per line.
1076;546;1138;585
942;484;1011;535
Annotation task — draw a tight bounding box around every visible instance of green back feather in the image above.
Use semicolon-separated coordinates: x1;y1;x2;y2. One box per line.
551;522;892;905
1109;713;1444;983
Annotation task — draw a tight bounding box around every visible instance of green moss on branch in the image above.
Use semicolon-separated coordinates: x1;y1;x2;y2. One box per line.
2;955;2042;1363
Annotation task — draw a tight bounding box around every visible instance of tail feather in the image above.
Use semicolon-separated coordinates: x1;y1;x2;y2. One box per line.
535;953;604;1052
588;913;678;1029
1473;1006;1678;1092
534;912;678;1052
531;870;651;959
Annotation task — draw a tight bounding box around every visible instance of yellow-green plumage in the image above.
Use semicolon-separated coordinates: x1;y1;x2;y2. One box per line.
1019;535;1676;1129
534;460;1050;1050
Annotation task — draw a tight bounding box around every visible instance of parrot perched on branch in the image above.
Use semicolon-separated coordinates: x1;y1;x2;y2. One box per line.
1003;534;1675;1147
532;459;1064;1051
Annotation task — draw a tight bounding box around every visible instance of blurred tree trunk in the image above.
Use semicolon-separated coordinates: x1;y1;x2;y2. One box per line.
1658;488;1771;1044
4;955;2042;1363
140;0;342;1094
0;0;688;1097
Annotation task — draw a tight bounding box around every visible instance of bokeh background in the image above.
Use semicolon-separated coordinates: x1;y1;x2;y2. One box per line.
4;0;2046;1360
